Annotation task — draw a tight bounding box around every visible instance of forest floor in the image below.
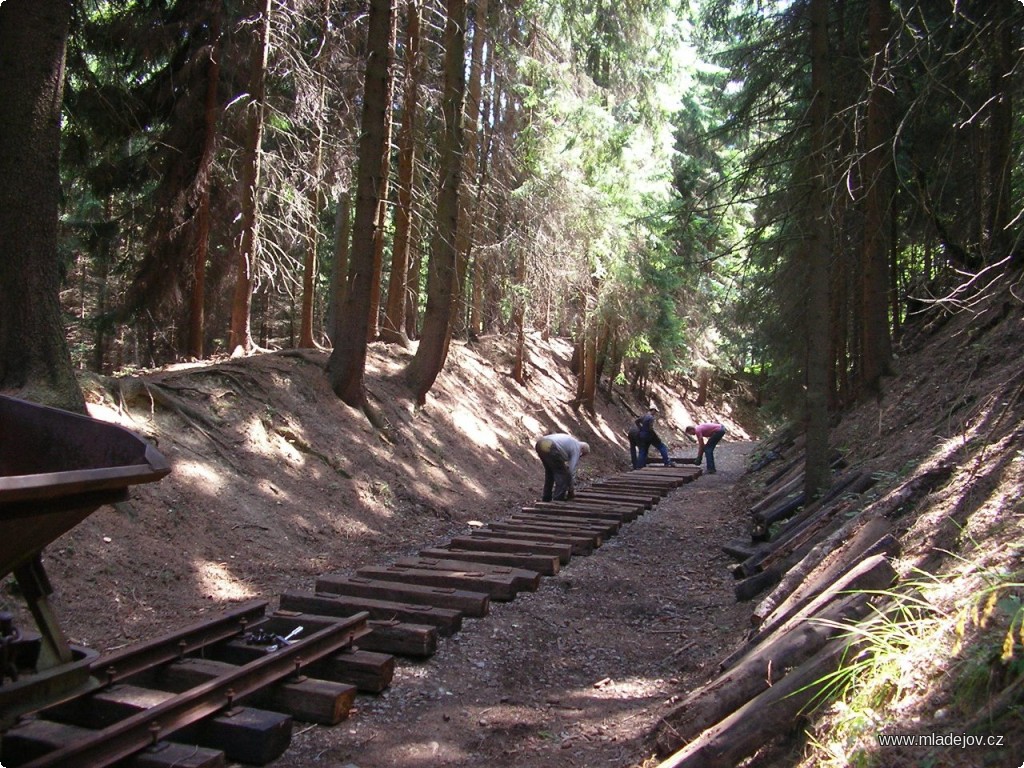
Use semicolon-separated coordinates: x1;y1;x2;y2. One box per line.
6;277;1024;768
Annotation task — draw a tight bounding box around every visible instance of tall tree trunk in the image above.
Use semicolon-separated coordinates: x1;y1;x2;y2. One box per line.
830;244;850;409
803;0;833;499
405;0;466;405
477;59;505;336
595;319;610;385
859;0;894;396
985;3;1014;263
92;201;114;374
299;0;331;349
454;0;489;340
327;0;393;408
381;0;423;347
367;4;399;342
188;4;222;359
468;118;494;336
581;322;597;413
405;210;423;339
695;368;710;406
572;324;585;401
0;0;84;412
299;126;324;349
326;192;352;345
511;248;527;385
228;0;272;355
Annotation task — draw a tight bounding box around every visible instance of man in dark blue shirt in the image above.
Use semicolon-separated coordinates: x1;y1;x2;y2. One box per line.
634;405;671;468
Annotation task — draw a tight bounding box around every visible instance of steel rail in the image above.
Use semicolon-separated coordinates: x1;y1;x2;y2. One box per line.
90;599;269;686
20;612;369;768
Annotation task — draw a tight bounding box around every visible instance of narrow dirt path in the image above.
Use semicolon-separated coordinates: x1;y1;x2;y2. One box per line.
269;441;756;768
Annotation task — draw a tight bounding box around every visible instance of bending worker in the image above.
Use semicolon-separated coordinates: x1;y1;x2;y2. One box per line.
685;421;726;474
634;404;671;469
535;433;590;501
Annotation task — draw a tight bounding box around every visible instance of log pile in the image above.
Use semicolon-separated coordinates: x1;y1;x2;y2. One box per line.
727;452;875;601
653;446;956;767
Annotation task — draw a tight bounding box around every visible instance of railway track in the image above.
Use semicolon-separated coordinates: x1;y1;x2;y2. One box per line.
2;463;701;767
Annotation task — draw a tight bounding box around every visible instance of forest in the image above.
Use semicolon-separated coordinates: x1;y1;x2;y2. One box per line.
1;1;1024;766
2;0;1022;463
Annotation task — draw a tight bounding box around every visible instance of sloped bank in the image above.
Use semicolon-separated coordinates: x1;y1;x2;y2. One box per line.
652;284;1024;768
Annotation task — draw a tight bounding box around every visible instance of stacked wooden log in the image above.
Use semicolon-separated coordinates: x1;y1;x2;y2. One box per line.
728;448;870;602
653;447;956;767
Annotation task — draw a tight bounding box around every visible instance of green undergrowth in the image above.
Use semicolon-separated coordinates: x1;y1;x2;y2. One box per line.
796;561;1024;768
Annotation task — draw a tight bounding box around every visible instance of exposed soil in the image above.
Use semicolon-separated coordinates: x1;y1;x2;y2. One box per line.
4;333;757;768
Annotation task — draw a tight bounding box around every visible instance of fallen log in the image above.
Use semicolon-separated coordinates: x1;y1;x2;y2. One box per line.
749;492;805;540
754;472;878;569
762;453;802;489
758;430;805;486
761;531;900;636
737;497;845;580
748;445;784;472
748;498;856;577
736;475;877;579
865;460;954;521
720;549;898;672
817;468;870;504
749;473;803;518
751;513;891;629
754;516;898;635
733;567;781;602
721;540;765;562
749;553;896;651
755;423;800;459
757;447;842;501
655;636;852;767
751;469;869;541
660;579;907;768
656;588;876;756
